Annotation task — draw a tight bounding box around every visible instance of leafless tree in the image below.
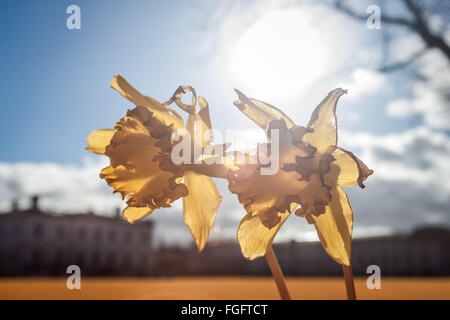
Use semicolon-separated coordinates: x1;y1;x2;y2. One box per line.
330;0;450;72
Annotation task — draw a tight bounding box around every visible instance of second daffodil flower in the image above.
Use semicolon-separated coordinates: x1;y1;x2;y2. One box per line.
86;75;222;252
197;88;373;266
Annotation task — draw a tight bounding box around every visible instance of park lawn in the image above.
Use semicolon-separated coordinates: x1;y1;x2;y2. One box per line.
0;277;449;300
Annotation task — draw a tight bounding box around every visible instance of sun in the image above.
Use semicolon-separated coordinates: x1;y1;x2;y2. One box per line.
229;7;338;100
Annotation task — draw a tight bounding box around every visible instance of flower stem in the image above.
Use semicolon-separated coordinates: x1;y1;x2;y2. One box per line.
265;246;291;300
342;264;357;300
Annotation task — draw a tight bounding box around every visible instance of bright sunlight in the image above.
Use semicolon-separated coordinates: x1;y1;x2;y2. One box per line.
229;8;340;100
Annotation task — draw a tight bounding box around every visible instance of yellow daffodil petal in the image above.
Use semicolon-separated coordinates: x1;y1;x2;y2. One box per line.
100;106;187;214
172;85;196;114
110;74;184;129
86;129;115;154
233;89;295;135
186;112;196;139
237;203;296;261
187;162;235;179
123;206;154;224
186;144;238;178
325;147;374;188
183;171;222;252
185;96;213;149
311;186;353;266
198;96;212;147
303;88;347;153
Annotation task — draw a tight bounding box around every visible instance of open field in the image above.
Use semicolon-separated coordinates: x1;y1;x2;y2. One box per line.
0;277;449;300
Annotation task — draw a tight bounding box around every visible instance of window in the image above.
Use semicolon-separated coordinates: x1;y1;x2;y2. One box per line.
140;255;148;266
92;252;101;265
141;231;150;243
56;225;65;238
76;252;86;267
109;229;117;242
31;248;42;264
122;253;131;267
54;250;63;265
33;223;43;237
94;228;102;242
106;252;115;265
13;224;23;237
78;227;87;238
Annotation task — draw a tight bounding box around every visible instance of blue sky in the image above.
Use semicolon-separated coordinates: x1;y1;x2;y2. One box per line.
0;0;425;163
1;0;228;163
1;0;449;245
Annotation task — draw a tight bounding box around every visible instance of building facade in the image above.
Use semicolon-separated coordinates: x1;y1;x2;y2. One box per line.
153;227;450;277
0;197;154;276
1;196;448;277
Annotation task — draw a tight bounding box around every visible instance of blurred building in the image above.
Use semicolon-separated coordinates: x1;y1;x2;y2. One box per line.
153;227;450;276
153;242;267;276
274;227;450;276
1;196;449;277
0;196;153;276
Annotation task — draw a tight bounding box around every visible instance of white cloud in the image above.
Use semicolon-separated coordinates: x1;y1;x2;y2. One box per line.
0;157;123;215
340;126;450;232
341;126;450;193
1;125;449;246
386;49;450;129
387;82;450;129
339;68;387;100
0;157;194;246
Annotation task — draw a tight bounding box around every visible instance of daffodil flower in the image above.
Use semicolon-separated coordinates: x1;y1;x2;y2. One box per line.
192;88;373;266
86;75;222;252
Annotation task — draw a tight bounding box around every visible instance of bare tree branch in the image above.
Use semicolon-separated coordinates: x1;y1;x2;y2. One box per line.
331;0;450;68
378;48;427;72
334;0;415;27
401;0;450;61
